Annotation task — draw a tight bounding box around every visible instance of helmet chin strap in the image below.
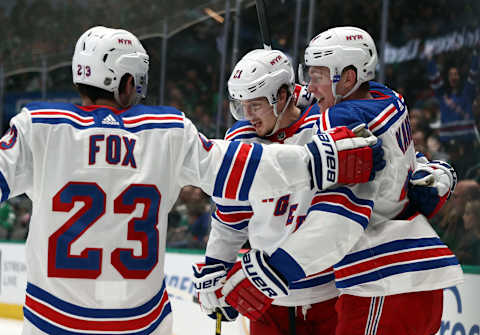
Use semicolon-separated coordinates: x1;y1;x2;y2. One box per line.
331;79;362;105
266;94;293;137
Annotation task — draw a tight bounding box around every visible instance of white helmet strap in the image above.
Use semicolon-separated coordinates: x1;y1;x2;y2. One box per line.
266;93;293;136
331;68;362;105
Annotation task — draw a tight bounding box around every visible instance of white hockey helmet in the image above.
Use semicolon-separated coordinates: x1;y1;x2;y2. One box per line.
228;49;295;120
301;26;378;100
72;26;149;107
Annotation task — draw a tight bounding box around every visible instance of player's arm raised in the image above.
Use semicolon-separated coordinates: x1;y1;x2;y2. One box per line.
178;118;385;201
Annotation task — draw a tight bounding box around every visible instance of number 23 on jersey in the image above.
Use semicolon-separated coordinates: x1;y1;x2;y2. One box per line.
48;182;161;280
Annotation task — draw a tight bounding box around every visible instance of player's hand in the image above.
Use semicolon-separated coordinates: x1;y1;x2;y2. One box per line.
408;155;457;218
221;249;288;321
192;263;239;321
306;124;385;190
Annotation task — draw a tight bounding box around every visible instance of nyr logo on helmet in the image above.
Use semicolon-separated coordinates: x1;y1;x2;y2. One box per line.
270;55;282;65
118;38;133;46
0;126;18;150
346;34;363;41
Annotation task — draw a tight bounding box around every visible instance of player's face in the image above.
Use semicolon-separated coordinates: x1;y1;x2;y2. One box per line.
241;97;276;136
307;66;335;112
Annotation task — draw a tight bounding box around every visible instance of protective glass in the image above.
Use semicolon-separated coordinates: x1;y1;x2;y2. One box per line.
229;97;271;120
298;64;331;86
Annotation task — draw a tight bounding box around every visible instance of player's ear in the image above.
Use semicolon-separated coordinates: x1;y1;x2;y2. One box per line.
117;74;136;107
342;68;357;91
278;86;289;104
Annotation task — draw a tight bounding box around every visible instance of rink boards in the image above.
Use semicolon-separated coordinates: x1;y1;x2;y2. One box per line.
1;241;479;335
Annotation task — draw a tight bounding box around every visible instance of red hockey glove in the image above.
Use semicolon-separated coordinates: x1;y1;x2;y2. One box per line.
221;249;288;321
306;123;385;190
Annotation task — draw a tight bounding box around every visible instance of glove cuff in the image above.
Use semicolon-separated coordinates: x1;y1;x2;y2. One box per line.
240;250;289;299
305;132;339;190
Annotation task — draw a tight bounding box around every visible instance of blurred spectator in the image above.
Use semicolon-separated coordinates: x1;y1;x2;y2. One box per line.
412;129;428;155
426;49;479;143
167;186;212;249
455;199;480;265
434;180;480;250
425;134;448;161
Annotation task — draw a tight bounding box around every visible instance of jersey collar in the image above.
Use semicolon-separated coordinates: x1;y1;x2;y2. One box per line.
266;105;313;143
75;104;127;115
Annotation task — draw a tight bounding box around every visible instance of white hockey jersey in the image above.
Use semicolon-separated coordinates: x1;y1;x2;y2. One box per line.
271;82;463;297
206;104;339;307
0;102;317;335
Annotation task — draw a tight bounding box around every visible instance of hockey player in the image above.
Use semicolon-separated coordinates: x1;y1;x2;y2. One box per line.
0;26;384;335
214;27;462;335
193;49;341;335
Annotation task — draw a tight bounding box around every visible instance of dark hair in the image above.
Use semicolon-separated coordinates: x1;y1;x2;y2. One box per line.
76;74;132;103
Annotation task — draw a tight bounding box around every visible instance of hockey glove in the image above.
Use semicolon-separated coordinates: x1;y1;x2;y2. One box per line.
408;154;457;218
192;263;239;321
293;84;316;108
306;124;385;190
221;249;289;321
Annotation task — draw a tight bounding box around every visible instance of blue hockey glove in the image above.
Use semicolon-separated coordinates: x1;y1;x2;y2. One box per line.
408;155;457;218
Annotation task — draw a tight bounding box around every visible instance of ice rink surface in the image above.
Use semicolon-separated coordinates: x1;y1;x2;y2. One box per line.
0;318;22;335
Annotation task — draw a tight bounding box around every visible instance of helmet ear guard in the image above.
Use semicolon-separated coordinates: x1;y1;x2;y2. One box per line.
72;26;149;107
228;49;295;120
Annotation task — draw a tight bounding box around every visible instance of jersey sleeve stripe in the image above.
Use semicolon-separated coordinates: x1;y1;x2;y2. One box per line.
213;207;253;223
310;193;373;218
0;171;10;202
309;203;370;229
216;204;253;212
307;188;374;229
290;271;335;289
213;141;240;198
225;143;252;199
238;143;263;201
212;213;249;230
